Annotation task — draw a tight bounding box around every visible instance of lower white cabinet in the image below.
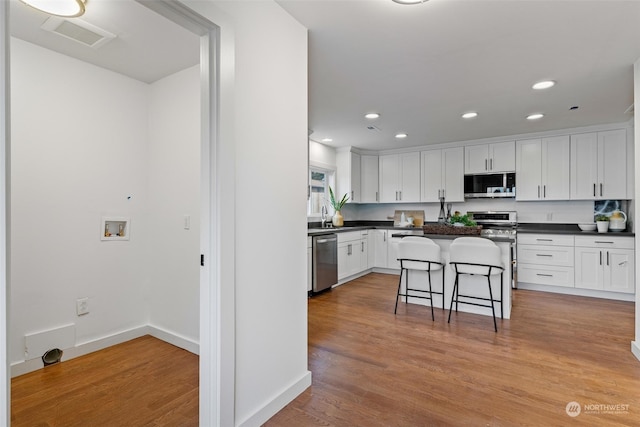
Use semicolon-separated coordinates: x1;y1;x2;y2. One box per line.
517;234;575;288
338;231;369;280
574;236;635;294
518;233;635;295
387;236;401;270
370;229;388;268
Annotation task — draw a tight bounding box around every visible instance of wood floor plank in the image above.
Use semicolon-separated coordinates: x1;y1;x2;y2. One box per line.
265;273;640;426
11;335;198;427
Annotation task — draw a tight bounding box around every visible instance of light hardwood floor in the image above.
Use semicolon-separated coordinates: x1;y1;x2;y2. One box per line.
266;273;640;426
11;335;198;427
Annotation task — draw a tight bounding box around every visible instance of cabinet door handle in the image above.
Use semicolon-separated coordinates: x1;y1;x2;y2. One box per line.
383;232;386;242
600;183;603;197
375;191;379;202
490;158;493;170
543;185;546;198
348;243;352;255
536;273;553;277
593;183;596;197
437;189;441;198
442;188;445;198
538;185;540;198
361;241;364;252
606;251;609;266
599;251;602;266
351;191;354;201
485;159;488;170
536;254;553;257
399;191;402;200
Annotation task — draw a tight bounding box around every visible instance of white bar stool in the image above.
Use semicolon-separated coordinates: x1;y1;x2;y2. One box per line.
394;236;445;321
447;237;504;332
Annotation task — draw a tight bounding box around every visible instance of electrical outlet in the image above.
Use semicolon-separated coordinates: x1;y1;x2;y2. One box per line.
76;297;89;316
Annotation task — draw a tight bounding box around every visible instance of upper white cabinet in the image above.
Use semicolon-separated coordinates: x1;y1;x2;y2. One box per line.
516;136;570;201
336;149;361;203
465;141;515;174
421;147;464;202
360;154;379;203
379;152;421;203
570;129;627;200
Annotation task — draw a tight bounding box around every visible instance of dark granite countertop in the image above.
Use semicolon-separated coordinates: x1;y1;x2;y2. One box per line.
517;223;634;237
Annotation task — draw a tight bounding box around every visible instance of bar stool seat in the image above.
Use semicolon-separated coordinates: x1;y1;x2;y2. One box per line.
447;237;504;332
395;237;444;321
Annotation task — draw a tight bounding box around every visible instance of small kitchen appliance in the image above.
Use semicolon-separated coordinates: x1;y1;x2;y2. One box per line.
609;210;627;232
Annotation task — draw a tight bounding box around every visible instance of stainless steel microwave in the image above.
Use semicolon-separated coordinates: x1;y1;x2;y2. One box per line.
464;173;516;198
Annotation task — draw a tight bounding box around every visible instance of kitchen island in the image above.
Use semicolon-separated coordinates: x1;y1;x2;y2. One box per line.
392;231;514;320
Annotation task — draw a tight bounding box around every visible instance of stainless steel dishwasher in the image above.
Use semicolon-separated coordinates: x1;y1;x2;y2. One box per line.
312;233;337;293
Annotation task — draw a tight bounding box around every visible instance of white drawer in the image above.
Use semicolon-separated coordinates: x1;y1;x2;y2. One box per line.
338;231;362;243
517;234;574;246
518;264;574;288
574;235;634;249
517;245;574;267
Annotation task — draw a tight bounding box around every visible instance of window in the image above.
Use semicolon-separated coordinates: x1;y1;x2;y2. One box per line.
308;166;334;217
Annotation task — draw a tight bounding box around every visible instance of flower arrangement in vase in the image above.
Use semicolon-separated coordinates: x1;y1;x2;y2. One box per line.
329;186;349;227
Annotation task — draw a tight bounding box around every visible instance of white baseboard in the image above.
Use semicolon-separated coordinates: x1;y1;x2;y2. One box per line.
237;370;312;427
632;341;640;362
11;325;199;377
147;324;199;355
517;282;635;302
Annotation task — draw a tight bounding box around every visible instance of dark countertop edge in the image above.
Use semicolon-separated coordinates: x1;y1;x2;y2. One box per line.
517;223;634;236
391;231;515;242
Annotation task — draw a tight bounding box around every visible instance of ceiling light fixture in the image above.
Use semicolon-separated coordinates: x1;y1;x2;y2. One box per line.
20;0;86;17
462;112;478;119
392;0;428;4
395;133;408;139
526;113;544;120
532;80;555;90
321;138;333;143
365;113;380;119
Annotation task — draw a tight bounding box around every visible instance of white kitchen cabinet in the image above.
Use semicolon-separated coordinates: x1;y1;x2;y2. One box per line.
421;147;464;202
360;154;379;203
570;129;627;200
336;149;361;203
359;233;369;271
574;236;635;293
516;136;570;201
386;235;401;270
517;234;575;288
338;231;362;280
465;141;515;174
379;152;420;203
369;229;388;268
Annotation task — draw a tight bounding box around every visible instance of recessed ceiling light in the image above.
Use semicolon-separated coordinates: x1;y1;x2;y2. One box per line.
321;138;333;142
526;113;544;120
365;113;380;119
392;0;428;4
395;133;408;139
462;112;478;119
20;0;86;17
532;80;555;90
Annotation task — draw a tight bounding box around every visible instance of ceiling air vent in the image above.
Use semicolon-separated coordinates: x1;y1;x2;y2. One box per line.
366;125;381;132
41;17;116;49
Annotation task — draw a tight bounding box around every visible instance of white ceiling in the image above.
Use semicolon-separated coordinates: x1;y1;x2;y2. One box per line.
9;0;199;84
277;0;640;151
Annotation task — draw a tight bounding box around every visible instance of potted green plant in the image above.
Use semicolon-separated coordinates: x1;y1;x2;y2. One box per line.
329;186;349;227
595;214;609;233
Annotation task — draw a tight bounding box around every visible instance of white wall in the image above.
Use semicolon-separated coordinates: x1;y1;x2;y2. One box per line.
146;65;200;348
10;38;150;364
633;59;640;363
211;1;311;425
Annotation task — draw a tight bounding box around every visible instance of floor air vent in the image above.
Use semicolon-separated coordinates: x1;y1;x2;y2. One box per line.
41;17;116;49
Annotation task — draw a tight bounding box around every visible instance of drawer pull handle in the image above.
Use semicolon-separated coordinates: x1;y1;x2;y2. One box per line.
594;241;614;244
536;273;553;277
536;254;553;257
536;239;553;242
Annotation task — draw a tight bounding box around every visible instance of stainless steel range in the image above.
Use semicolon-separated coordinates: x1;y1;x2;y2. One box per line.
468;211;517;240
468;211;518;288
